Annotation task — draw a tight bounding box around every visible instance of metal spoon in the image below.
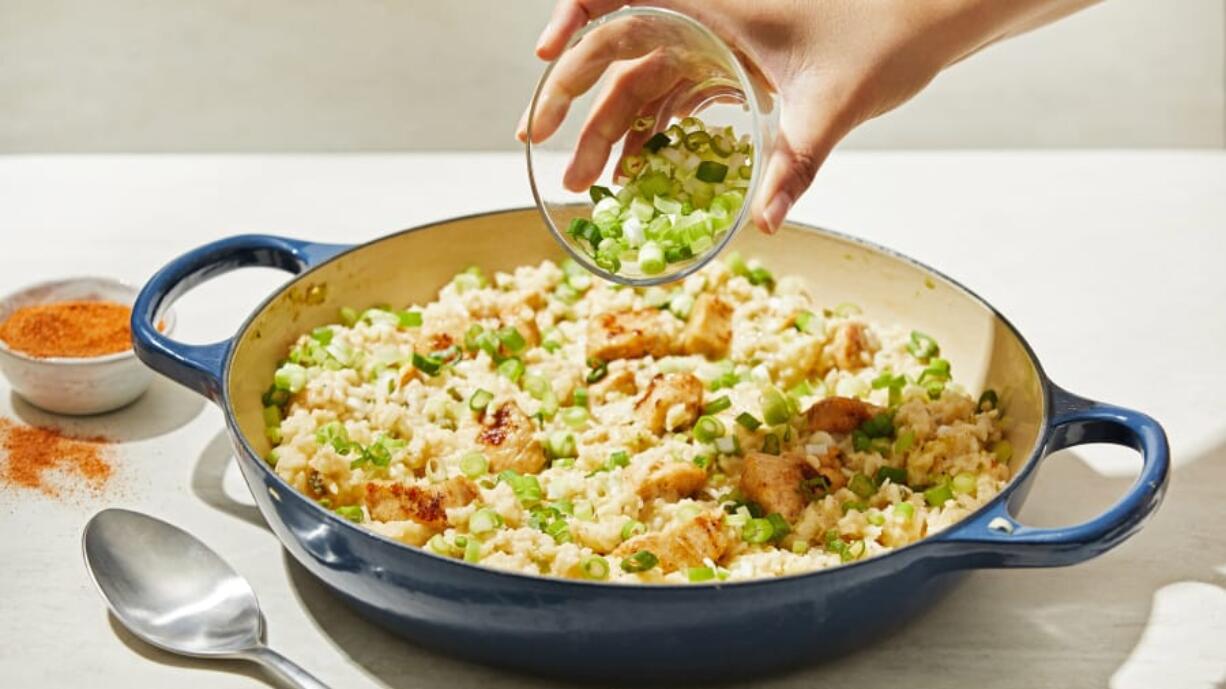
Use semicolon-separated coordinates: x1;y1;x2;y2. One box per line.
82;508;331;689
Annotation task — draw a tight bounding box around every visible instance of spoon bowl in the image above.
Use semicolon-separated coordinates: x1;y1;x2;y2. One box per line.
83;509;330;688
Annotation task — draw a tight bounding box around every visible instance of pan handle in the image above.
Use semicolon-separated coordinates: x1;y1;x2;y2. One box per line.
132;235;350;401
931;384;1169;567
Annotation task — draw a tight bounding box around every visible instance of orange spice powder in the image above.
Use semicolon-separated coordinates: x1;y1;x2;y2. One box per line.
0;300;133;358
0;418;113;495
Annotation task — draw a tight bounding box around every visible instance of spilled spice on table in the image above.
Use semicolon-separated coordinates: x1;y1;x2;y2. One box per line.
0;418;113;495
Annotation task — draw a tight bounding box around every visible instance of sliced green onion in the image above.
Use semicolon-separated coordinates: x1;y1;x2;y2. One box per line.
273;363;307;393
639;241;665;275
993;440;1013;463
693;415;726;443
469;388;493;412
262;404;282;428
334;505;363;522
978;389;999;413
497;357;524;383
893;429;917;455
412;351;443;376
522;373;550;399
620;550;659;573
499;470;543;506
765;513;790;541
687;566;716;582
546;431;577;459
463;536;482;563
498;326;527;354
924;481;954;507
742;517;774;544
852;430;872;453
589;185;614;203
606;450;630;470
620;519;647;541
761;432;780;455
760;387;792;426
907;330;940;361
895;502;915;521
875;465;908;487
860;412;895;439
585;359;608;383
849;473;876;499
339;306;359;327
791;540;810;555
459;451;488;478
310;326;334;345
794;310;819;334
562;406;589;429
735;412;762;431
952;472;978;496
397;310;423;328
572;387;589;408
581;556;611;580
703;396;732;415
469;507;503;534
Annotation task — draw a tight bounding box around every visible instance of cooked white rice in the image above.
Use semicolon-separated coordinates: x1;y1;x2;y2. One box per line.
263;256;1010;584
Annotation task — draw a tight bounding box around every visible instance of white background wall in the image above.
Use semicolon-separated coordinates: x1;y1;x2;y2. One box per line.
1;0;1222;152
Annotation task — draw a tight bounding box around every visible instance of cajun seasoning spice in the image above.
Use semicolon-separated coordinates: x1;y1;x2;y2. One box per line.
0;418;113;495
0;300;133;358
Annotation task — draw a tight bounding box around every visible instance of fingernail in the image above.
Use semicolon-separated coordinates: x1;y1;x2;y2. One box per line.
762;192;793;234
515;111;528;141
535;21;556;54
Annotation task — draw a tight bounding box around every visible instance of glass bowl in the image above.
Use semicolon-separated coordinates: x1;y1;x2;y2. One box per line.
525;6;777;286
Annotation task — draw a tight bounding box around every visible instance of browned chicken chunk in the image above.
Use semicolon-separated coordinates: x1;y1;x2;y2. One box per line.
590;367;637;401
829;321;874;371
614;512;729;573
634;373;703;434
364;477;479;528
680;294;733;359
587;309;673;362
803;396;880;435
478;401;547;474
739;452;808;522
634;460;709;502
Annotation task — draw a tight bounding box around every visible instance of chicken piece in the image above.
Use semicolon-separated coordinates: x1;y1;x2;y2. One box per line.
680;294;734;359
613;512;729;573
634;460;709;502
739;452;808;522
477;401;547;474
803;396;880;435
363;477;479;528
590;367;637;401
587;309;673;362
419;307;468;354
634;373;703;434
802;447;848;492
829;321;874;371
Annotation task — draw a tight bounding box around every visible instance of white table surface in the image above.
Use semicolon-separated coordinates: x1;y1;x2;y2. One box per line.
0;151;1223;689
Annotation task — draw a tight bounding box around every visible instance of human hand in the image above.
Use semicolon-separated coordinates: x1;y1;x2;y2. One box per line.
518;0;1097;233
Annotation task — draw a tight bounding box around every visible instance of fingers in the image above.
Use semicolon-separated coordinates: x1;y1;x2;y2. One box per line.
535;0;628;60
750;84;852;234
562;52;685;191
518;16;659;143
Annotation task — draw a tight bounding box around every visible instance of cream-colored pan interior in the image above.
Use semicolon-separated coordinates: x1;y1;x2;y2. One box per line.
227;208;1044;479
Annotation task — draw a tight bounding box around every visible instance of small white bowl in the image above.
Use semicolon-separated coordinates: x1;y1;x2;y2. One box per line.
0;277;176;416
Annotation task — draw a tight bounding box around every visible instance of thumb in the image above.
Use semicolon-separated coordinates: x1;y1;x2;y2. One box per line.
750;87;851;235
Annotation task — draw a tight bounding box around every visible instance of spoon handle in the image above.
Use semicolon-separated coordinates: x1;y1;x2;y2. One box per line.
243;645;333;689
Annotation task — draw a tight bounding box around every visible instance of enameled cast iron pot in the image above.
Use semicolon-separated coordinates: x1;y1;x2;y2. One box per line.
132;208;1168;681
